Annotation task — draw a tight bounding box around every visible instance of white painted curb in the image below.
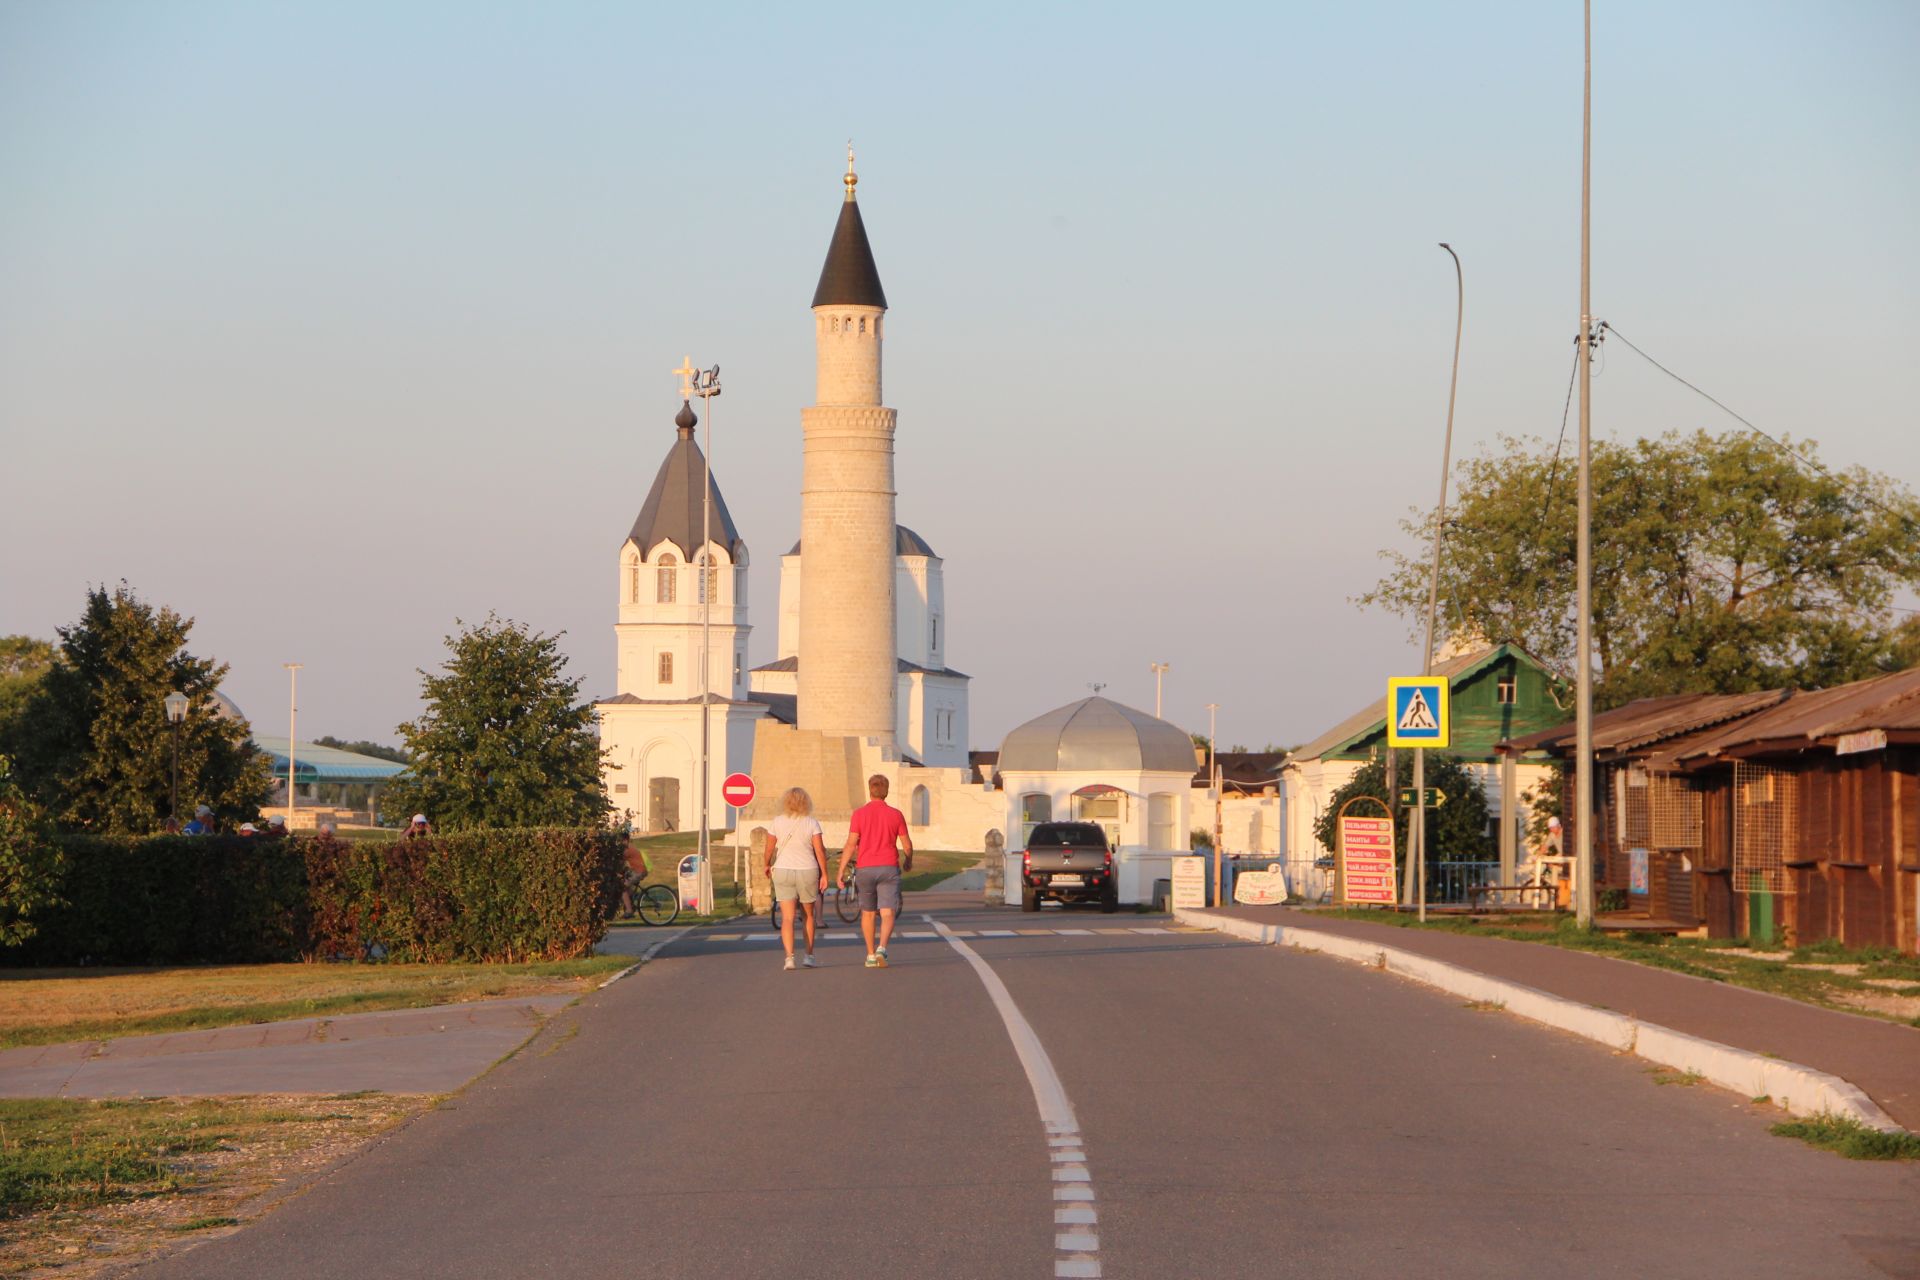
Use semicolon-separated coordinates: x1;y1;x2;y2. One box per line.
1175;906;1906;1133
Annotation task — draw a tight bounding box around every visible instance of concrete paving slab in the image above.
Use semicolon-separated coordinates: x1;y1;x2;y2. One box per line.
0;994;576;1099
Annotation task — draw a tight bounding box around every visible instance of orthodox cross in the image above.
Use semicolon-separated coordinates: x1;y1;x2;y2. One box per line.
672;356;698;400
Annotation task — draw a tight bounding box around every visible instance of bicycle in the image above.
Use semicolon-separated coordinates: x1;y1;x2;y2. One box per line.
829;871;861;924
622;872;680;927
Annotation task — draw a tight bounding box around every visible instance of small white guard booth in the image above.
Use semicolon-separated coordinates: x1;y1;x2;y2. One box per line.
995;696;1196;905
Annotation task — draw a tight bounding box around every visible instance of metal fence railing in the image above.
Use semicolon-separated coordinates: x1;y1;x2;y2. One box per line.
1215;856;1505;907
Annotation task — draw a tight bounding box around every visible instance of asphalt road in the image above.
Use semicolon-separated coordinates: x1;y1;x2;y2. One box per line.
133;897;1920;1279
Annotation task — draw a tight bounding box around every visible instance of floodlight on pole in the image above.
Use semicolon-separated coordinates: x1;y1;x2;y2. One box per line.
690;362;722;875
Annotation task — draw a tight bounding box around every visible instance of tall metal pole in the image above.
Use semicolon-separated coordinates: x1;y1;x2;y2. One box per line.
1574;0;1597;928
1411;243;1465;924
169;720;181;821
693;366;721;875
1151;662;1169;719
283;663;302;827
1206;702;1221;905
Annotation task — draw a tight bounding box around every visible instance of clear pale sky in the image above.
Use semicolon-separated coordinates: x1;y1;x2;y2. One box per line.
3;1;1916;753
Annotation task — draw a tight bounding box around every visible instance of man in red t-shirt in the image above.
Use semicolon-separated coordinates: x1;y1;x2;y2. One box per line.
836;774;913;968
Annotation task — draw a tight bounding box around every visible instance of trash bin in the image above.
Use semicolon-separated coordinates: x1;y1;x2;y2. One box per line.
1152;878;1172;912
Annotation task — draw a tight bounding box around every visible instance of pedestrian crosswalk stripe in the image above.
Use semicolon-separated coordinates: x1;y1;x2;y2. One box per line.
1129;927;1172;934
1054;929;1094;936
902;931;937;938
978;929;1017;937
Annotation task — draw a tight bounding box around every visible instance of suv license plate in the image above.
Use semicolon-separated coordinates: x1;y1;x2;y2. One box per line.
1050;874;1083;886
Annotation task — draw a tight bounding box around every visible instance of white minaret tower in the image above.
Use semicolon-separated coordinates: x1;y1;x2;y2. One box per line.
797;147;896;743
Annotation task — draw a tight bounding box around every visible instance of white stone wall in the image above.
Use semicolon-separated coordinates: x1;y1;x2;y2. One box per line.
598;702;764;835
813;304;884;405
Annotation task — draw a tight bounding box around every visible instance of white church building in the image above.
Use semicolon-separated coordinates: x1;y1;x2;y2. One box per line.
599;152;992;847
596;400;767;833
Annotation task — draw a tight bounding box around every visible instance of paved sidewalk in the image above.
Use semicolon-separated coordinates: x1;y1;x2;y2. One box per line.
0;994;576;1098
1209;904;1920;1130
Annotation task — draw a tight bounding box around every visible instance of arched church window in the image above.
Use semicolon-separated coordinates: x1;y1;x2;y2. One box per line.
841;315;850;333
911;785;930;826
696;553;718;604
657;652;673;684
657;554;677;603
858;316;866;334
626;558;640;604
873;316;882;338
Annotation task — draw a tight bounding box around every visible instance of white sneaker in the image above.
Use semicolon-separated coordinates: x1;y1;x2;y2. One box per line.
783;955;797;971
802;954;818;968
876;946;889;961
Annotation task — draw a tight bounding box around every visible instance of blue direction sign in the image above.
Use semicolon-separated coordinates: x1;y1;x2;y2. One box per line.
1386;677;1450;748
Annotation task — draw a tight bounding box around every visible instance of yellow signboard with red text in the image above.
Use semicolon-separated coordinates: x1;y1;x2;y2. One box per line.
1339;815;1397;906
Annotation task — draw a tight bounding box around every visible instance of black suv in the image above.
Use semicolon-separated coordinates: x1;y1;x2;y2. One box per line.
1019;822;1118;912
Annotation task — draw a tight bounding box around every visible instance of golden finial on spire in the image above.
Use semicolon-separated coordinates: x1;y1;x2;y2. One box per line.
844;140;857;201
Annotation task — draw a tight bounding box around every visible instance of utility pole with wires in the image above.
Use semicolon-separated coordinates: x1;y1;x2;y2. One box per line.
1574;0;1597;928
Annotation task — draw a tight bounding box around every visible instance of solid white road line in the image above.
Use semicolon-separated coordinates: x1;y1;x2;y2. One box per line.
927;915;1101;1278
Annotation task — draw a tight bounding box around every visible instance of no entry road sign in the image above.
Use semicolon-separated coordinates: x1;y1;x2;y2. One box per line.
721;773;756;809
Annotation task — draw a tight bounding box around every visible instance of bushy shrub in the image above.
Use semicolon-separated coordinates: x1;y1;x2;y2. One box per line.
3;828;625;966
0;755;65;947
301;829;625;964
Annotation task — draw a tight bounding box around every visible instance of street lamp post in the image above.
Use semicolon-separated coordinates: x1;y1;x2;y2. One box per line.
1151;662;1169;718
1206;702;1222;906
1409;243;1465;924
164;690;189;822
284;664;302;828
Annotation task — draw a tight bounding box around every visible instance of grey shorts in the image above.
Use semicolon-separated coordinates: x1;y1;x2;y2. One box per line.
772;867;819;904
854;865;902;913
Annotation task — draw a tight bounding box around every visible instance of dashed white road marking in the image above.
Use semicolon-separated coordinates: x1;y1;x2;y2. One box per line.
926;915;1101;1278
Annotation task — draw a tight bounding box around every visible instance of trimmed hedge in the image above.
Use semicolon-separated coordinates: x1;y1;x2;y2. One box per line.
4;828;625;966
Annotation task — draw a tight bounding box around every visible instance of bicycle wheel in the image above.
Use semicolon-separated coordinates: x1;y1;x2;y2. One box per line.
636;883;679;927
834;881;860;924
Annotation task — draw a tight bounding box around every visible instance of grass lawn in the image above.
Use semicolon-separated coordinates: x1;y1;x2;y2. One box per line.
0;1093;421;1274
0;955;632;1050
1299;907;1920;1026
901;849;984;893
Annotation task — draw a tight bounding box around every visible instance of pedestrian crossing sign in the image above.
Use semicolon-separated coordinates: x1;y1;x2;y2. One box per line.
1386;677;1450;748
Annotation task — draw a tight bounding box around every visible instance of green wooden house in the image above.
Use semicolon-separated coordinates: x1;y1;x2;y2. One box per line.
1276;644;1568;870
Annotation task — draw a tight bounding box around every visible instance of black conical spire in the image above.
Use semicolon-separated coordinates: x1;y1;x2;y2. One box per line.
811;147;887;309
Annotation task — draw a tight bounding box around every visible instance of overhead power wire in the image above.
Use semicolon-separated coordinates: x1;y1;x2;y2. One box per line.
1539;341;1581;528
1601;321;1918;534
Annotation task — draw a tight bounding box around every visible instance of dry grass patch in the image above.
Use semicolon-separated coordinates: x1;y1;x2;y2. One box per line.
0;1093;425;1277
0;956;631;1051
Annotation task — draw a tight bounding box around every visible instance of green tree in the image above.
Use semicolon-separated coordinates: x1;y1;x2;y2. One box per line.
1359;430;1920;707
1313;754;1492;863
378;616;609;831
0;637;55;733
3;586;272;834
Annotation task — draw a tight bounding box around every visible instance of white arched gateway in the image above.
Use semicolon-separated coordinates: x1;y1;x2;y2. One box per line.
996;696;1197;904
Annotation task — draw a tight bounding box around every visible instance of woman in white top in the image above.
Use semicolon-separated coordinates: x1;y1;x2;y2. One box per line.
763;787;829;969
